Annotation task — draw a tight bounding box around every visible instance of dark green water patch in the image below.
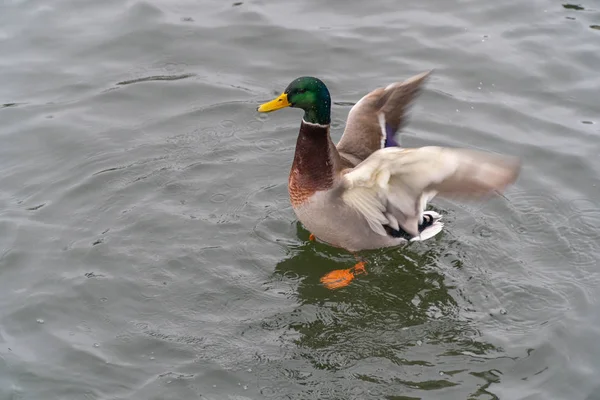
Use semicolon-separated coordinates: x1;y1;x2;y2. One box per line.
563;4;585;10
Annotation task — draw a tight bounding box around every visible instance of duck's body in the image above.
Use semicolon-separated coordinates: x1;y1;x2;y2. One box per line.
258;71;520;287
287;119;439;252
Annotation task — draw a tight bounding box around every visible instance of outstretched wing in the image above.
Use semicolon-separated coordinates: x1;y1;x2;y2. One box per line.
336;71;432;164
340;146;521;237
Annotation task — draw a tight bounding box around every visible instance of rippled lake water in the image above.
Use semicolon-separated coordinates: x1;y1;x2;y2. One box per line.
1;0;599;399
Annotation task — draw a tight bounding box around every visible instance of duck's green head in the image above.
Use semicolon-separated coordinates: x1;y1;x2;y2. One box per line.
257;77;331;125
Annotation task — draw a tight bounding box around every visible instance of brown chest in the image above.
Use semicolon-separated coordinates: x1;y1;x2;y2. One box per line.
287;121;337;208
288;166;317;208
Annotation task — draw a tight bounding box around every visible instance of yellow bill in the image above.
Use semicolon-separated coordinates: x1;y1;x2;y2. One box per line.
257;93;290;112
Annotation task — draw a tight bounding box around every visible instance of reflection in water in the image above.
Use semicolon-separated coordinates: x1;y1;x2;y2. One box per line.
264;222;506;398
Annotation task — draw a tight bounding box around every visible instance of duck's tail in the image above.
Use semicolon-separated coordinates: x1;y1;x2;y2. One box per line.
410;211;444;242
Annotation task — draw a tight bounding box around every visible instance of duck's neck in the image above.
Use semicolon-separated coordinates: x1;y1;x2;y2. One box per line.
288;120;339;205
303;103;330;125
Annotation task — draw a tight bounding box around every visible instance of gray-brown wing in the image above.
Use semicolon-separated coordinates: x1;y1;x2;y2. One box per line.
336;71;432;164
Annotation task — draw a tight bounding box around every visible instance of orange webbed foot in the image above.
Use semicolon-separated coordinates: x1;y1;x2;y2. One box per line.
320;262;367;290
309;233;316;242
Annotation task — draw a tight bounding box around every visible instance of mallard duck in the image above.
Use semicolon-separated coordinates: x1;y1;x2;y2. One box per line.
257;71;520;289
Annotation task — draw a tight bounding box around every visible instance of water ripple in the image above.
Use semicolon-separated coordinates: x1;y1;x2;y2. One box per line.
117;73;196;86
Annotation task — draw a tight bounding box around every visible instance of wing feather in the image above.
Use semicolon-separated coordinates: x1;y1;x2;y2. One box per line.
336;71;432;163
341;146;521;237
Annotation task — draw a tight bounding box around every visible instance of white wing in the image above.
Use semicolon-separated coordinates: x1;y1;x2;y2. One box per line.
341;146;521;237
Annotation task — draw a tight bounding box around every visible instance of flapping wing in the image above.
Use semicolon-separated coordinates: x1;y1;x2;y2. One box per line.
336;71;431;163
340;146;521;237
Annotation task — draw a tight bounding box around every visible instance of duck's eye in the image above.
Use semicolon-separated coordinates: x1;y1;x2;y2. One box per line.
298;89;306;94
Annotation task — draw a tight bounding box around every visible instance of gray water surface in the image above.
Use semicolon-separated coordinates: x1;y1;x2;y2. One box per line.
1;0;600;399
